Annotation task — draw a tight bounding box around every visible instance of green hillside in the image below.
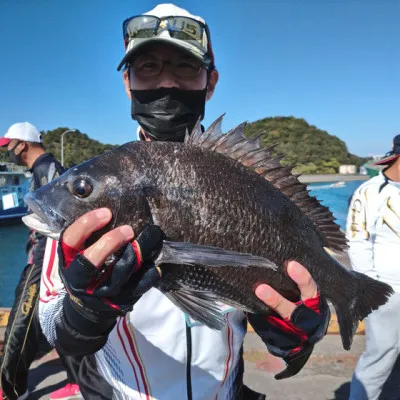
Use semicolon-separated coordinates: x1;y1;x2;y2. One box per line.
40;128;117;167
0;118;369;173
245;116;368;174
0;128;116;167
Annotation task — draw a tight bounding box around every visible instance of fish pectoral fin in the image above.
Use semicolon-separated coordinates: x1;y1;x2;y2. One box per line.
157;241;278;270
164;289;225;330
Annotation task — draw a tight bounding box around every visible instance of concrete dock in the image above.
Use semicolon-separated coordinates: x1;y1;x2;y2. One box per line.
2;328;399;399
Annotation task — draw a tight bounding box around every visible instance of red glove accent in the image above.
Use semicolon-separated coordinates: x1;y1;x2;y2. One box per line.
62;239;146;296
266;293;322;355
301;296;321;314
130;240;143;272
61;241;83;269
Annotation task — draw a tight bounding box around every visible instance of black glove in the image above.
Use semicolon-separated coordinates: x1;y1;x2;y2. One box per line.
59;224;164;336
247;294;330;380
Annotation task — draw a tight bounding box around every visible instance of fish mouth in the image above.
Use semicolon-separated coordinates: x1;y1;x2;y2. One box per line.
22;193;67;240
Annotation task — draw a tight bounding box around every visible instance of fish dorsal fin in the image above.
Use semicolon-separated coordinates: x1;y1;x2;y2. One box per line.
186;114;226;148
188;115;347;252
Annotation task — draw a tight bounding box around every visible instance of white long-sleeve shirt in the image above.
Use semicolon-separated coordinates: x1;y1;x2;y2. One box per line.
38;239;250;399
346;172;400;292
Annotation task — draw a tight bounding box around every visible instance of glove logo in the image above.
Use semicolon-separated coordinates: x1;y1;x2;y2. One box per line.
69;293;84;308
22;284;38;315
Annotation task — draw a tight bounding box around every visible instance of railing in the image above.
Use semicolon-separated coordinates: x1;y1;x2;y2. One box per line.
0;163;27;173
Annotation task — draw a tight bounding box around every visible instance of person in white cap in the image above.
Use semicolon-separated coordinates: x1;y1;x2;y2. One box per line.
0;123;82;400
38;4;330;399
0;122;44;165
347;134;400;400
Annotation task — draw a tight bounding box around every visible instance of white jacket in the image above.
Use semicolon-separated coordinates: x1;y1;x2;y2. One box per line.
39;239;249;400
346;172;400;292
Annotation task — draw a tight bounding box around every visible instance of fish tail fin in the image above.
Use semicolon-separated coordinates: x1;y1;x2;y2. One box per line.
329;269;393;350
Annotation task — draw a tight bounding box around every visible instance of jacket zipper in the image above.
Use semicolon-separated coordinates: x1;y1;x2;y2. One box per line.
186;323;193;400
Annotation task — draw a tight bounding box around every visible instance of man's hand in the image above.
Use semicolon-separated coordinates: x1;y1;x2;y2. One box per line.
59;208;164;336
255;261;318;319
62;208;133;267
248;261;330;380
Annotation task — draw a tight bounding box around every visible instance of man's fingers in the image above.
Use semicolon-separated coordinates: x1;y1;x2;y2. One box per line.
83;225;134;268
255;284;296;320
286;261;318;300
62;208;135;268
62;208;112;250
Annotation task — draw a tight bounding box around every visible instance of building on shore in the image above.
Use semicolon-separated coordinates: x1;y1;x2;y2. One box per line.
339;165;357;175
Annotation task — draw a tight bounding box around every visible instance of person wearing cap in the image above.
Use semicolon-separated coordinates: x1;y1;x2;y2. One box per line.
0;123;82;400
38;4;330;399
347;134;400;400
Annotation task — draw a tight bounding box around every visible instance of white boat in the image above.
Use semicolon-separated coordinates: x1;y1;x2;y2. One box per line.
331;181;346;188
309;181;346;191
0;163;30;221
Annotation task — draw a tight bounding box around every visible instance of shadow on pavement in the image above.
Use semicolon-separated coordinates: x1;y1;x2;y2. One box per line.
332;357;400;400
29;379;68;400
380;356;400;400
332;381;350;399
28;358;66;399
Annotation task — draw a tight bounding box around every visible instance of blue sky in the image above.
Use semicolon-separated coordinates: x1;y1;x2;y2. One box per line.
0;0;399;156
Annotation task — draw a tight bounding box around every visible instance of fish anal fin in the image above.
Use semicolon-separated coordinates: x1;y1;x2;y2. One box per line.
164;289;225;330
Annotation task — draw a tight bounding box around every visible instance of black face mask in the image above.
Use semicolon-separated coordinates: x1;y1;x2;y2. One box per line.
8;141;24;165
131;87;207;142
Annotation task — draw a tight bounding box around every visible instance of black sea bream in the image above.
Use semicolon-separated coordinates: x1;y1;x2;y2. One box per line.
23;116;393;351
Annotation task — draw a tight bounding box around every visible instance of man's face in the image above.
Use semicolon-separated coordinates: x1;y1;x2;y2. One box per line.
7;139;25;154
123;43;217;98
7;139;27;165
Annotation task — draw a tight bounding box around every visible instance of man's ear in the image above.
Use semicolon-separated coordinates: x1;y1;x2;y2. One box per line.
206;69;219;101
123;69;132;100
16;141;27;155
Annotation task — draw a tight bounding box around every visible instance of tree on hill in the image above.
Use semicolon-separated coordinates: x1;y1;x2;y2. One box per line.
0;128;116;167
41;128;116;168
245;116;369;174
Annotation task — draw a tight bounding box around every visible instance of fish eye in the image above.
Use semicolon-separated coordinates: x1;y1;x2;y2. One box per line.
72;178;93;199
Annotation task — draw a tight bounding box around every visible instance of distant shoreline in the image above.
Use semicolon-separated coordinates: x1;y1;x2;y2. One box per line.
299;174;369;183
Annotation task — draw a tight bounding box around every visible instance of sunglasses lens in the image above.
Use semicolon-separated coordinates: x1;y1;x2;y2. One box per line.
167;17;203;41
124;16;159;42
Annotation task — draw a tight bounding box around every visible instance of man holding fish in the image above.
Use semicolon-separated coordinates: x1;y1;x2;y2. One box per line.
31;4;391;399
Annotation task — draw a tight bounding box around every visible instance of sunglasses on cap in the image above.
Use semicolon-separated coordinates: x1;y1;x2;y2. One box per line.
122;15;211;57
